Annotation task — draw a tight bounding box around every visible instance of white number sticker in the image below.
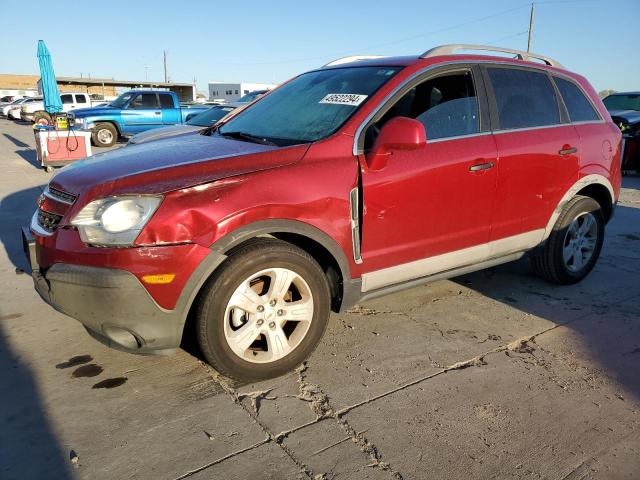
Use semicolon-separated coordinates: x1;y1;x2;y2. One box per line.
319;93;368;106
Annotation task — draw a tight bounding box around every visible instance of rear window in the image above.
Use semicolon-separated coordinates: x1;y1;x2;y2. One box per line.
487;67;560;130
159;94;174;109
554;77;599;122
75;94;87;104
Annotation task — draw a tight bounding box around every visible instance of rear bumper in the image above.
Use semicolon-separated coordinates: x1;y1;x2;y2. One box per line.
22;227;227;355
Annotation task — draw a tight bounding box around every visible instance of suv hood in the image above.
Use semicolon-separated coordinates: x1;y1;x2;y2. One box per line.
51;133;309;198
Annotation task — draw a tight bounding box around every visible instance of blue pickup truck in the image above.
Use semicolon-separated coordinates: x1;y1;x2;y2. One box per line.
72;90;208;147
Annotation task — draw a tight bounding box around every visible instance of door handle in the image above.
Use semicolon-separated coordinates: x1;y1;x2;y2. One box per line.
469;161;495;172
559;146;577;155
154;112;162;115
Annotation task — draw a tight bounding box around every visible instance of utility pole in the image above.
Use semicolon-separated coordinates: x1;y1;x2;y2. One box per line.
144;64;149;81
527;2;535;53
163;50;168;83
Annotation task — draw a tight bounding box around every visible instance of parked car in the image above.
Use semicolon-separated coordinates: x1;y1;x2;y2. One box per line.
20;92;105;123
129;105;237;145
71;90;208;147
1;97;30;116
0;95;21;105
23;44;621;382
227;89;269;107
7;97;42;119
603;92;640;172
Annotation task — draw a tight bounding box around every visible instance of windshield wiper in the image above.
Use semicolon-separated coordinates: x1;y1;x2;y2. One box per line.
218;130;277;146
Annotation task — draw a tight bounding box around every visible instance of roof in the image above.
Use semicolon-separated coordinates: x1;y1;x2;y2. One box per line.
607;91;640;96
53;76;193;88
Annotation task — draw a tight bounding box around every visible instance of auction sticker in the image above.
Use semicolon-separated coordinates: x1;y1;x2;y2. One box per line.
319;93;368;106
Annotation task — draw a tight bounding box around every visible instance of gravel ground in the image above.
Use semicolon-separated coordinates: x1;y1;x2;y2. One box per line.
0;118;638;480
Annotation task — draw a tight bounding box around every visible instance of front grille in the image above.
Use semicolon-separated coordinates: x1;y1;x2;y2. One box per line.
38;210;63;233
47;186;77;205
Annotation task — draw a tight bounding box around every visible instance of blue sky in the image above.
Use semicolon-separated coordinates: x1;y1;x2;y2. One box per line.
0;0;637;94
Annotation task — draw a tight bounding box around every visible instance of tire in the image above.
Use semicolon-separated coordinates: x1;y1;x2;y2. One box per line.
196;239;331;381
531;195;604;284
33;111;52;126
92;122;117;147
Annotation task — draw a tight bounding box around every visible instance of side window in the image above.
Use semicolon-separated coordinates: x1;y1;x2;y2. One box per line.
129;93;159;109
75;94;87;104
159;94;174;109
366;71;479;148
487;67;560;130
61;94;73;104
554;77;600;122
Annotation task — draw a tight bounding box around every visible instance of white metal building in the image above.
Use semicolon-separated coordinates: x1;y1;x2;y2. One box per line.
208;82;276;102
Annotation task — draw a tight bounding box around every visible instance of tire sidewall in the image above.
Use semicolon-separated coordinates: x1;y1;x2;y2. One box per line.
199;246;330;381
92;123;116;147
553;197;604;282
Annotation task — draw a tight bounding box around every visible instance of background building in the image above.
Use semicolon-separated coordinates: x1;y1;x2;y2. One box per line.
208;82;276;102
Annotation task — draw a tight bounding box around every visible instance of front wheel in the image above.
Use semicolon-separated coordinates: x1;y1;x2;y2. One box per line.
531;195;604;284
91;122;117;147
195;239;331;381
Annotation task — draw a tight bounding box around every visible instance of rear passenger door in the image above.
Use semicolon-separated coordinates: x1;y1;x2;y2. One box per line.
122;93;163;130
483;66;580;242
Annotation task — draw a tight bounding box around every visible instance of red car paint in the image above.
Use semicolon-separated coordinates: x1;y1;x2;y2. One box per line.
32;53;622;314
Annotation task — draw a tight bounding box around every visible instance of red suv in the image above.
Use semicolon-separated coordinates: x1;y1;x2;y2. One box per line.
23;45;621;381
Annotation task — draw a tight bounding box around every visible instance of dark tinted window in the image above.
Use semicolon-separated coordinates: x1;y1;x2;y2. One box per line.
61;94;73;104
159;94;174;109
555;77;599;122
603;94;640;112
186;106;236;126
366;71;479;147
488;68;560;130
130;93;159;109
75;94;87;104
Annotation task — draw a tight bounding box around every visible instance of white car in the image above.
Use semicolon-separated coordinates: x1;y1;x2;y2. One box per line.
20;92;104;122
1;97;31;117
7;97;42;119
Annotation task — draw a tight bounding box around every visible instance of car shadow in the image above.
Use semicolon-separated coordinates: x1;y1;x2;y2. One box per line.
0;319;73;479
0;185;72;477
0;185;44;270
453;203;640;403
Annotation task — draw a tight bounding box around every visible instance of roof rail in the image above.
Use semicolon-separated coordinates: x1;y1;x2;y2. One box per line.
323;55;386;67
420;44;563;68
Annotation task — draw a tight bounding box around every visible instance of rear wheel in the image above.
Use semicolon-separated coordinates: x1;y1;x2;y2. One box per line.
92;122;117;147
532;195;604;284
196;239;331;381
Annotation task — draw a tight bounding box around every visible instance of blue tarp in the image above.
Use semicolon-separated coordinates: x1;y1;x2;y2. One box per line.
37;40;63;114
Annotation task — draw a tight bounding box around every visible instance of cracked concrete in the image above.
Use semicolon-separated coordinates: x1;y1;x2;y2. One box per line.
1;119;639;479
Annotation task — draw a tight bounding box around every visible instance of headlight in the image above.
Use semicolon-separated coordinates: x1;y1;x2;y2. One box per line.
71;196;162;246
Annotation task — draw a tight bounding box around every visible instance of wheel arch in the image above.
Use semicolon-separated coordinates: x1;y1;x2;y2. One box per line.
543;174;614;240
209;219;354;313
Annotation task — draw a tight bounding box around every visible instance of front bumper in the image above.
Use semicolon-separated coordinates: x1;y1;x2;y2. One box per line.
22;226;226;355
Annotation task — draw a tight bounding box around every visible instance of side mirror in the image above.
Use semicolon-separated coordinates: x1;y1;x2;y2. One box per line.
366;117;426;170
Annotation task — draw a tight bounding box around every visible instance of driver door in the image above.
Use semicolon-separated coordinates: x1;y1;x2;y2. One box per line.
358;66;498;290
122;93;163;131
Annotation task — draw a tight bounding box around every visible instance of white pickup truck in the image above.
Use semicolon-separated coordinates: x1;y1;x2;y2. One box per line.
20;92;106;123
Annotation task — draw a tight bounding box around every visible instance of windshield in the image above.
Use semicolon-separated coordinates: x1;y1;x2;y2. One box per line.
218;66;401;146
109;92;135;108
603;94;640;112
187;106;236;126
